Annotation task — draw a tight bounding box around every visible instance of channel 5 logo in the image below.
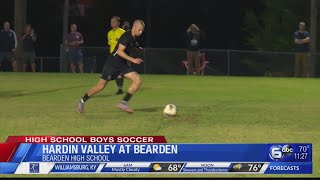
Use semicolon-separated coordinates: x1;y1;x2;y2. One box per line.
269;145;293;161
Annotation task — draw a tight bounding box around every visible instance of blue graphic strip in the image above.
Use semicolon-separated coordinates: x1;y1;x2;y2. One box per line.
0;163;19;174
264;162;312;174
22;144;312;162
10;143;32;163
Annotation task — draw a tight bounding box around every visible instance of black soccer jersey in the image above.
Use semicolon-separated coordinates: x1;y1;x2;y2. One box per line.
109;31;139;66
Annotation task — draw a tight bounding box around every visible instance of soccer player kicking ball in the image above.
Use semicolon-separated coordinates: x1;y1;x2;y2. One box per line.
77;20;145;113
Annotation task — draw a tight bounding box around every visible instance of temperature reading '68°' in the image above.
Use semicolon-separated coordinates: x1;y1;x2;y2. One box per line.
168;164;182;172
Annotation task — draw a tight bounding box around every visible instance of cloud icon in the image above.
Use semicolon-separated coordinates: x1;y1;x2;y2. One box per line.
153;164;162;171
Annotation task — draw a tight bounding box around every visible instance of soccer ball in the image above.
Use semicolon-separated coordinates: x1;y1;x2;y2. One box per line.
163;104;177;117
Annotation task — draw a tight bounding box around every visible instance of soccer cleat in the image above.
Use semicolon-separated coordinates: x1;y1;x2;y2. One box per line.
77;99;85;113
117;102;134;113
115;89;124;95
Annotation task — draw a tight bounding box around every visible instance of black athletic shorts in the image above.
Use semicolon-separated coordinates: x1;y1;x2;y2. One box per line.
100;63;135;81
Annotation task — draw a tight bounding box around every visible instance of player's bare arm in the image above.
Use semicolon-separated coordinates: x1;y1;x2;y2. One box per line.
117;44;143;64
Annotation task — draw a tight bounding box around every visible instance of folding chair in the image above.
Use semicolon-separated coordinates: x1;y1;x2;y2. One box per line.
181;53;210;75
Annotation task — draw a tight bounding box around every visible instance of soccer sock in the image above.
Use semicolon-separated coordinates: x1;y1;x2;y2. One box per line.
122;93;132;103
81;93;90;103
116;78;124;90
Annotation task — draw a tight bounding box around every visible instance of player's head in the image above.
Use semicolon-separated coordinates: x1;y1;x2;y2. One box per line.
132;19;145;37
299;22;306;31
123;21;130;27
111;16;121;29
3;21;10;31
190;24;200;33
70;24;77;32
122;21;130;30
25;24;32;32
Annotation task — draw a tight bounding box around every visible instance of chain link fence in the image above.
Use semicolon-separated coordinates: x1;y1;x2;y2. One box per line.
58;46;320;77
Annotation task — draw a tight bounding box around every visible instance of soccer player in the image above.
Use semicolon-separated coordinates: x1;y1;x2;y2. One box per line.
108;16;126;94
77;19;145;113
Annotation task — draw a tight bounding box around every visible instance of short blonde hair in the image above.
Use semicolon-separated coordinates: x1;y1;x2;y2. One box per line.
299;22;306;26
133;19;145;28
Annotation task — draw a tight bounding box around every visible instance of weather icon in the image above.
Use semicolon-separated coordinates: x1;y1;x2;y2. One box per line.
153;164;162;171
232;164;242;170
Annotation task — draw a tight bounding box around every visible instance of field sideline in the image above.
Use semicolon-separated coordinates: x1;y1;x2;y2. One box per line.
0;72;319;178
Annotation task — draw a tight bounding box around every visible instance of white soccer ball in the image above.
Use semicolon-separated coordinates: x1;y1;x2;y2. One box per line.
163;104;177;117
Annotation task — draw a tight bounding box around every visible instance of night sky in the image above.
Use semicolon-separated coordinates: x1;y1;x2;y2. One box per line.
0;0;261;56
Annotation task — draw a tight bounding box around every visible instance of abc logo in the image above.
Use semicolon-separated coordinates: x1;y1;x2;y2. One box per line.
269;145;293;161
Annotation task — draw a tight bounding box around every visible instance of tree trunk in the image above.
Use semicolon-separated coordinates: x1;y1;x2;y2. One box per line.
14;0;26;72
310;0;317;77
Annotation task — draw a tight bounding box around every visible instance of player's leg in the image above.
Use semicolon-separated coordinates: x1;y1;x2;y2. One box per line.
194;51;200;75
77;78;109;113
115;77;124;95
22;53;28;72
31;62;36;72
70;63;76;73
117;70;142;113
30;52;36;72
10;53;17;72
70;51;76;73
187;51;193;75
294;53;300;77
23;64;27;72
78;51;84;73
302;53;309;78
115;61;133;94
11;60;17;72
298;54;303;77
79;63;84;73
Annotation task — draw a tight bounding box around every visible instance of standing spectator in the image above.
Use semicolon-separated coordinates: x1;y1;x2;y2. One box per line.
64;24;84;73
22;24;37;72
0;21;17;72
122;21;131;32
293;22;310;78
107;16;125;95
185;24;204;75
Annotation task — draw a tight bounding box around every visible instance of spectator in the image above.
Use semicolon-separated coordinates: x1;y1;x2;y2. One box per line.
185;24;204;75
0;21;17;72
22;24;37;72
293;22;310;78
122;21;131;32
64;24;84;73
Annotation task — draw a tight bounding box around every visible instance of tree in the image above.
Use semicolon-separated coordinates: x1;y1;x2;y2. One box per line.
243;0;310;51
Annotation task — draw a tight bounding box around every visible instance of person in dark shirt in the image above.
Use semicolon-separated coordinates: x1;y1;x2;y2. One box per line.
22;24;37;72
185;24;203;75
64;24;84;73
77;19;145;113
293;22;310;78
0;21;17;72
122;21;131;32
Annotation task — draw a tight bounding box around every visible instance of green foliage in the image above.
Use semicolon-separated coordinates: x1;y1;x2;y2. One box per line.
243;0;310;51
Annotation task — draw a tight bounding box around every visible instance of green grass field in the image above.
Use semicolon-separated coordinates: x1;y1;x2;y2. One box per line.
0;72;319;178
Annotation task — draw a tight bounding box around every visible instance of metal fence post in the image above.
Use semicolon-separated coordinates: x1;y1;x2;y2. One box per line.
227;50;230;76
143;48;147;74
40;57;43;72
